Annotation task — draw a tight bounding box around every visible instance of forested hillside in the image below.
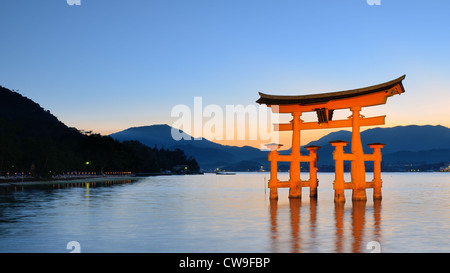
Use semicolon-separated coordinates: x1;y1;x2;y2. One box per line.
0;86;199;178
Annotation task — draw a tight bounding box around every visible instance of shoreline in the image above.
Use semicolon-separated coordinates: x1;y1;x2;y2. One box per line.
0;172;205;185
0;174;138;185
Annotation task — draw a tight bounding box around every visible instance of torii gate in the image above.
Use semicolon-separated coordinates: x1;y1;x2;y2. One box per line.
257;75;406;202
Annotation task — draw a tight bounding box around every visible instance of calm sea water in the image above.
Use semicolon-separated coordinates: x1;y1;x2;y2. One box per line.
0;172;448;253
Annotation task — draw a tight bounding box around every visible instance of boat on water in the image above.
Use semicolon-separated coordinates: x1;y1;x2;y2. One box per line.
216;172;236;175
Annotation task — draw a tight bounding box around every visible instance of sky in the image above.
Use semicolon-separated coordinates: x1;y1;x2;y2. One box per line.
1;0;449;149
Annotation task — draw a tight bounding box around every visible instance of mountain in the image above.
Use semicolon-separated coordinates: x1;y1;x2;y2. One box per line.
383;149;450;164
111;124;450;172
0;86;85;176
306;125;450;167
0;86;199;178
110;124;268;170
307;125;450;154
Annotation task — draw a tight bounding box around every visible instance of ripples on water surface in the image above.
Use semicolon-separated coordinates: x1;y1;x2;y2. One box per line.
0;173;449;253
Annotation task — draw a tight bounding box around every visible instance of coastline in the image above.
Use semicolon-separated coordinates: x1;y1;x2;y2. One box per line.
0;174;137;185
0;171;205;185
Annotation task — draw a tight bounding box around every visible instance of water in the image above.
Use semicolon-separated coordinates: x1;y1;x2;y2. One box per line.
0;173;449;253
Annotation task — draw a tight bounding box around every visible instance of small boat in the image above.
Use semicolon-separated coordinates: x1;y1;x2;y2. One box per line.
216;172;236;175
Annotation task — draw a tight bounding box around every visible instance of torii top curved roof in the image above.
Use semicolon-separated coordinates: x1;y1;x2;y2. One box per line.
256;75;406;106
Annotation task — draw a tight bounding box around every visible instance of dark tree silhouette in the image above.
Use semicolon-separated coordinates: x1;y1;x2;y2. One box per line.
0;85;199;178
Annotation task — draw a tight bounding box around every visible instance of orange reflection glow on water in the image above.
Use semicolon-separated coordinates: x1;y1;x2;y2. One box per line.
269;197;382;253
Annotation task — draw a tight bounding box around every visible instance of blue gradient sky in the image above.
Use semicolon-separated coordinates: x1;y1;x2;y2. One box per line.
1;0;449;147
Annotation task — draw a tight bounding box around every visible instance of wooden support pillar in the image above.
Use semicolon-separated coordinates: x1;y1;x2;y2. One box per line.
368;143;385;200
330;140;348;203
266;143;283;200
268;150;279;200
350;106;367;201
305;145;321;198
289;112;302;199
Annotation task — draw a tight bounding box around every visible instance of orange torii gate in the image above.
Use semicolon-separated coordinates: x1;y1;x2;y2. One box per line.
257;75;406;202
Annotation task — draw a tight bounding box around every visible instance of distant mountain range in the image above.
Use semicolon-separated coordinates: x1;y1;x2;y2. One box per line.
300;125;450;166
110;125;267;170
110;124;450;171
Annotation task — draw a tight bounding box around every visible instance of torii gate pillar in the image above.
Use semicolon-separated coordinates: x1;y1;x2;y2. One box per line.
289;112;302;199
350;106;367;201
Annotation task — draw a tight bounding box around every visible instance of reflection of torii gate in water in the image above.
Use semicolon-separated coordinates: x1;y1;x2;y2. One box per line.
257;75;406;202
